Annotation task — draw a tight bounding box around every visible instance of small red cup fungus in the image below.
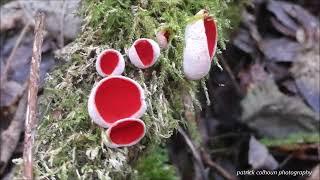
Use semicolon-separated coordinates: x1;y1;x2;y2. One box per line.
156;28;171;49
183;10;218;80
128;38;160;69
88;76;147;128
105;118;146;148
96;49;125;77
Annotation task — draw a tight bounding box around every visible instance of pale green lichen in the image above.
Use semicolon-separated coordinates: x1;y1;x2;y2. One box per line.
33;0;239;179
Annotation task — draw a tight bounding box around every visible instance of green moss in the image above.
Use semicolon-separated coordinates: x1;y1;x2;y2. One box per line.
261;132;320;147
34;0;242;179
135;145;178;180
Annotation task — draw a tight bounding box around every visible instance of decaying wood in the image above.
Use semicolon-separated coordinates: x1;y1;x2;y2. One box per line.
23;12;45;180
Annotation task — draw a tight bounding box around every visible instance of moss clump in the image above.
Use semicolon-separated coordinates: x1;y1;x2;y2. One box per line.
135;145;178;180
34;0;239;179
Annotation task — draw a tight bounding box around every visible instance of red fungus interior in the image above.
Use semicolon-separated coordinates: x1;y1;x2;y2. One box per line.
95;78;141;123
99;51;119;75
134;39;154;66
109;120;144;145
204;16;217;60
163;30;170;41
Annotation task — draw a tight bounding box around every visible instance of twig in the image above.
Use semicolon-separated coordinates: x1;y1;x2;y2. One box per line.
217;54;243;96
0;89;28;174
178;127;208;180
201;149;238;180
23;12;45;180
59;0;66;48
277;153;293;169
0;23;30;84
318;144;320;163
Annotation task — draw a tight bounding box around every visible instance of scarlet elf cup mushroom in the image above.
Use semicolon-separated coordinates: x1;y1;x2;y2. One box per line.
183;10;218;80
104;118;146;148
88;76;147;128
96;49;125;77
156;28;170;49
128;38;160;69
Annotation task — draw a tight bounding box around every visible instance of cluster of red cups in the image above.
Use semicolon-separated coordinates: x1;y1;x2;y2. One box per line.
88;38;160;148
88;10;218;148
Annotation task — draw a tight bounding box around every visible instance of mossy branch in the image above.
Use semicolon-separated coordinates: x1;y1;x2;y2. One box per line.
32;0;241;179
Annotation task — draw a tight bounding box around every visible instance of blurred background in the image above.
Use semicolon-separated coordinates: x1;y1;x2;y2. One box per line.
0;0;319;179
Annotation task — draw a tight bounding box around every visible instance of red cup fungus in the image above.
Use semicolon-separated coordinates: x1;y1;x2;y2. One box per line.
183;10;218;80
105;118;146;148
128;38;160;69
88;76;147;128
156;28;171;49
96;49;125;77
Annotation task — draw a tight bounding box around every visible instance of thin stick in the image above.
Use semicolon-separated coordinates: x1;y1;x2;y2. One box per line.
202;149;238;180
0;23;30;84
178;127;208;180
217;54;243;96
59;0;66;48
0;90;28;174
23;12;45;180
277;153;293;169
